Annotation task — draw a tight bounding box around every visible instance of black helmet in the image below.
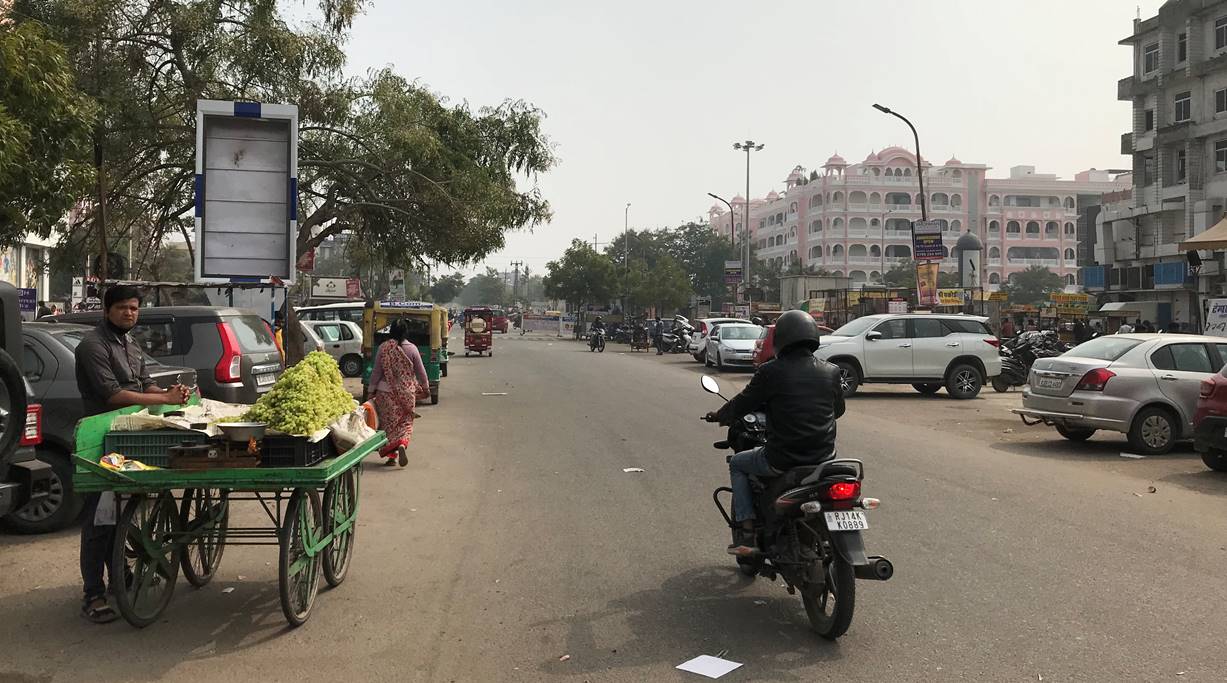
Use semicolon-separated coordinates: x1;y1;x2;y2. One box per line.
772;310;822;356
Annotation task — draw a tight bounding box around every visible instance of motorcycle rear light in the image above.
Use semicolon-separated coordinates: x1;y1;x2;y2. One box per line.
20;405;42;446
984;337;1001;348
823;481;861;501
1075;368;1115;392
1200;379;1216;399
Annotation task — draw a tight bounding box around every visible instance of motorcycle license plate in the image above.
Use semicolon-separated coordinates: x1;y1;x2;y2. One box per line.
1037;376;1063;390
824;510;868;531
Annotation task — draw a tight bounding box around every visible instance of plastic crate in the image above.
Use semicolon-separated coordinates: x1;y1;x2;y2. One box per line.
260;435;336;468
103;430;210;469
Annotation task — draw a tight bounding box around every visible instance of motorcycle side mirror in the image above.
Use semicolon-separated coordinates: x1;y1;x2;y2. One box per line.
701;375;722;395
866;331;883;341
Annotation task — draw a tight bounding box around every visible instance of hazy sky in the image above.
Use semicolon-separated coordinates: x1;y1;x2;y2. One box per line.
344;0;1165;277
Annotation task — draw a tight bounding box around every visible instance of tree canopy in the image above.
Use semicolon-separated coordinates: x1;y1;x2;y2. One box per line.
543;240;616;311
429;273;467;304
1001;265;1064;305
459;268;508;307
12;0;555;277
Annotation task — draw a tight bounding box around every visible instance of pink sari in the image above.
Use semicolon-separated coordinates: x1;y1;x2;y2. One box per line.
372;340;424;452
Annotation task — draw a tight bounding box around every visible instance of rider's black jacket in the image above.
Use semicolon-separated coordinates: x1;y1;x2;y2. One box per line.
714;347;845;470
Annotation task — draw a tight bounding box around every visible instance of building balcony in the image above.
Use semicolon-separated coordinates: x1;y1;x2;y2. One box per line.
1007;258;1059;267
987;258;1002;266
1121;132;1132;155
1118;76;1141;100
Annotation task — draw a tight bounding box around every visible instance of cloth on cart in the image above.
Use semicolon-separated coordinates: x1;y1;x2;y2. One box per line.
370;339;426;452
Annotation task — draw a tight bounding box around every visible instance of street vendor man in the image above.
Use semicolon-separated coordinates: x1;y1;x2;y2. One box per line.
74;285;189;623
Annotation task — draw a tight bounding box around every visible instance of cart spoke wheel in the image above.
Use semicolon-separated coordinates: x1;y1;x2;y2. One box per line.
179;488;229;588
112;492;182;628
279;488;322;627
323;468;359;588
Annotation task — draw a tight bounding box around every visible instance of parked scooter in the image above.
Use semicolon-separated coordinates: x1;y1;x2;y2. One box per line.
700;375;892;640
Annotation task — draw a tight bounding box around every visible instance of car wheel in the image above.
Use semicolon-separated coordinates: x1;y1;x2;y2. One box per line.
339;354;363;378
1201;449;1227;472
2;449;82;534
945;364;982;400
1127;406;1176;455
1056;425;1096;442
835;361;859;397
911;383;941;395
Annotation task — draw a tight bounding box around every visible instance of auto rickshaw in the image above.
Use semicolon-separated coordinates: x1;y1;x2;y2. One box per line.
361;300;447;404
464;306;494;356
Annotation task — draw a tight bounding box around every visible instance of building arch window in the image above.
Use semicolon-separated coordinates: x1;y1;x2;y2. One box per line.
1045;221;1058;236
903;168;912;176
885;168;895;177
885;192;911;206
790;226;796;237
1026;221;1040;235
809;219;822;233
1007;246;1059;262
1065;274;1076;285
789;250;798;264
849;191;867;205
989;220;1000;233
887;217;911;231
1064;222;1075;235
871;168;881;176
1064;248;1075;260
869;192;882;206
989;272;1001;284
849;217;868;231
809;194;823;209
776;212;784;224
833;218;844;230
759;219;766;230
831;270;844;277
849;270;867;285
1064;197;1076;209
810;245;822;259
832;244;844;258
1047;196;1061;207
989;246;1001;258
885;244;912;258
848;244;868;257
936;219;950;232
832;191;843;204
952;169;963;178
951;219;962;232
768;215;775;226
931;192;949;206
789;201;798;213
989;195;1001;207
951;194;962;208
1006;220;1021;234
870;244;881;257
870;218;880;228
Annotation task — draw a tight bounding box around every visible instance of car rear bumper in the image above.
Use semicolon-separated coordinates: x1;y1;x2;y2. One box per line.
1014;388;1132;431
1193;416;1227;453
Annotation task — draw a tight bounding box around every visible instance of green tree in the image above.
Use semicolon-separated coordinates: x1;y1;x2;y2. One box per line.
459;268;508;307
883;260;959;289
0;21;96;245
1001;265;1064;306
429;273;467;304
543;239;616;311
660;222;739;308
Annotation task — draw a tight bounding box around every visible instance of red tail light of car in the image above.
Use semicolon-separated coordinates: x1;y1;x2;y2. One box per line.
984;337;1001;348
215;322;243;383
1076;368;1115;392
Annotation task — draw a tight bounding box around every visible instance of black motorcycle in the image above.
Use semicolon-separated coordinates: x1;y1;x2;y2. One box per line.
589;328;606;352
700;376;892;640
992;331;1067;392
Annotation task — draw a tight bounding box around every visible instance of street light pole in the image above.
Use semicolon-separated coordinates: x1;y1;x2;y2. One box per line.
872;104;927;223
624;202;631;313
707;193;736;243
733;140;764;307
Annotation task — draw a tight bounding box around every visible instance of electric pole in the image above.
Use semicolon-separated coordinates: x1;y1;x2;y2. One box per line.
510;260;523;303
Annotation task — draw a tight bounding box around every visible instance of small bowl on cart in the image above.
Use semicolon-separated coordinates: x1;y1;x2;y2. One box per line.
218;422;268;443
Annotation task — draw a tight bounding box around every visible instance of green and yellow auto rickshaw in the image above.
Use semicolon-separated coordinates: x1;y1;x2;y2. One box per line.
361;300;448;404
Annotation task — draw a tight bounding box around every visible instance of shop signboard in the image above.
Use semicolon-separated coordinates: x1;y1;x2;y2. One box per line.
937;288;963;306
1205;299;1227;337
723;260;743;285
912;220;944;260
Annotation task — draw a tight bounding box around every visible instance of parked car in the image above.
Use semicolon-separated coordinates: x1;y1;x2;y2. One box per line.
815;314;1001;399
492;308;509;333
303;320;364;377
0;283;50;534
297;301;365;324
2;323;197;534
1193;366;1227;471
1015;334;1227;455
689;317;752;362
753;322;834;368
705;323;763;370
55;306;282;404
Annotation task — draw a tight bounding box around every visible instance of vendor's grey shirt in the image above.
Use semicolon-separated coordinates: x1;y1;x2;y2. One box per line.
75;321;152;417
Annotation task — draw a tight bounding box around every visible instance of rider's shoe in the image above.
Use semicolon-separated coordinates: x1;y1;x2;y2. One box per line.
726;527;758;556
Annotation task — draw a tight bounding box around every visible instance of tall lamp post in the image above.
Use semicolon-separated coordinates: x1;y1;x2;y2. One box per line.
872;104;926;222
707;193;736;243
623;202;631;313
733;140;764;305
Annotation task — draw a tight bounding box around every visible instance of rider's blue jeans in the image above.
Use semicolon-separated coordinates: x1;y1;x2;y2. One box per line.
729;447;780;523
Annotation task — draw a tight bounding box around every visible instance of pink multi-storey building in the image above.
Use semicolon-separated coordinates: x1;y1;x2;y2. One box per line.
709;147;1131;288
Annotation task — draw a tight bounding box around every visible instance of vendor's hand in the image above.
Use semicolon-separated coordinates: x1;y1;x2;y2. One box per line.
169;384;190;405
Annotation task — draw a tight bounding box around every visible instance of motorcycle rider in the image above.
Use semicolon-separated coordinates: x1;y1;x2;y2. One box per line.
704;310;845;556
589;316;605;349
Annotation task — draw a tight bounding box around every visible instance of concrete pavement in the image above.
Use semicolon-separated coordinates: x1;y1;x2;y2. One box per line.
1;331;1225;681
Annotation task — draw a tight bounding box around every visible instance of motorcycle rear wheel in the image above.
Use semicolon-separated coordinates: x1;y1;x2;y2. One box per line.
991;376;1011;393
801;538;855;640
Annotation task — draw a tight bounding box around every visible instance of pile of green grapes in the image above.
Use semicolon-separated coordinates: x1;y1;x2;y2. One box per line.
244;351;356;435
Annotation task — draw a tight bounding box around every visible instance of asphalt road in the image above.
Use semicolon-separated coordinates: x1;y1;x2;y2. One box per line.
2;332;1226;682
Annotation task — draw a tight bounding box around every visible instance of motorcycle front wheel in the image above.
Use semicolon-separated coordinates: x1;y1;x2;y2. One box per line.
991;376;1011;393
801;533;856;640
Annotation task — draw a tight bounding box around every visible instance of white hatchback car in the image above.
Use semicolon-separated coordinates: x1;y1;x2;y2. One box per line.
689;317;752;362
303;320;365;377
814;314;1002;399
704;323;764;371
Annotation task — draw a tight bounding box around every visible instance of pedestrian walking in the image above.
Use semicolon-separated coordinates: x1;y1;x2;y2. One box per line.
368;319;430;467
999;318;1016;338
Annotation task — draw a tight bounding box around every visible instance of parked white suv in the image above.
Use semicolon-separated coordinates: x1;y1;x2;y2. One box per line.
814;314;1002;399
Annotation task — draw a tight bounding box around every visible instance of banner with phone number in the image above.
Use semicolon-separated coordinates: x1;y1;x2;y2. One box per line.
916;261;939;307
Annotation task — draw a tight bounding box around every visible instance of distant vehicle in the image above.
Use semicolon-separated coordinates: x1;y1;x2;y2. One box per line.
815;314;1001;399
56;306;282;404
491;308;509;333
4;323;196;534
688;317;752;363
303;320;364;377
1016;334;1227;455
297;301;365;325
704;323;764;371
754;322;834;368
0;282;50;534
1193;365;1227;472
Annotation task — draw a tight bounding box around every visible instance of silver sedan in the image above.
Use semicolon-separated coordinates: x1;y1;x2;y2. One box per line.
1013;334;1227;454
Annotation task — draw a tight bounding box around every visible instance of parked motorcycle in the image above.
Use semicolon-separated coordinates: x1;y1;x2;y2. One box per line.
700;375;892;640
589;328;606;352
992;330;1068;392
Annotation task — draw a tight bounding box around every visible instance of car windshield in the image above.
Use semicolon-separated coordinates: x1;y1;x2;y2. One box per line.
831;317;882;337
719;326;761;340
1064;336;1143;362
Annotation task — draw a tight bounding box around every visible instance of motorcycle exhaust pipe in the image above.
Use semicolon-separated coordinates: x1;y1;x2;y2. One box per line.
853;556;893;581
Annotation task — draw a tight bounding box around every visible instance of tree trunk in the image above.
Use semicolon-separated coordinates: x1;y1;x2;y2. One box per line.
284;306;306;367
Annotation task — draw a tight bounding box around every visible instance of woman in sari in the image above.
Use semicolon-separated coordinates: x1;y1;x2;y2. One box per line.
368;319;430;466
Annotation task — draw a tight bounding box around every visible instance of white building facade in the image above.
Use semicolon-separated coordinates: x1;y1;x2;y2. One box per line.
710;148;1128;289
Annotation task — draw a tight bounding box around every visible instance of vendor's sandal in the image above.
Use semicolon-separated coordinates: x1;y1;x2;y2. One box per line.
383;457;397;466
81;599;118;624
397;445;408;467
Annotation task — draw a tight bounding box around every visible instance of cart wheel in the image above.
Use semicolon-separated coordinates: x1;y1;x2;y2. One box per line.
112;491;183;628
179;488;229;588
279;488;323;627
322;468;359;588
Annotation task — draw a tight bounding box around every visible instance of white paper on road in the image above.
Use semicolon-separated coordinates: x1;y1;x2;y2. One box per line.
676;655;742;678
622;467;645;473
481;392;508;396
1119;452;1146;459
